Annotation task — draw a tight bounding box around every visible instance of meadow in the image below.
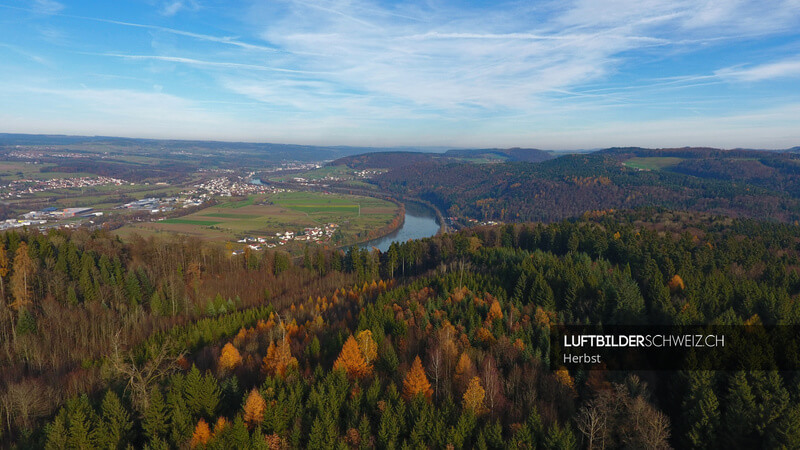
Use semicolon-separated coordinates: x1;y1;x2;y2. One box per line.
116;191;399;247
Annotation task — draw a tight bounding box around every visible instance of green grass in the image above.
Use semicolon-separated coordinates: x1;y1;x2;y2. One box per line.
202;213;260;219
219;196;257;208
269;165;356;182
161;219;222;226
623;157;684;171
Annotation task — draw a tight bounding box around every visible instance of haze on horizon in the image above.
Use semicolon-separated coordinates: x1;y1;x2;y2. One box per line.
0;0;799;150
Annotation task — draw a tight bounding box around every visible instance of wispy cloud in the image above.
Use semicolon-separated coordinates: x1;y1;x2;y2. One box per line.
716;58;800;82
160;0;200;17
102;53;326;74
32;0;63;14
0;43;48;65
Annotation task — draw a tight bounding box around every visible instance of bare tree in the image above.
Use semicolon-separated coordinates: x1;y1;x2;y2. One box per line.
577;399;607;450
110;331;183;413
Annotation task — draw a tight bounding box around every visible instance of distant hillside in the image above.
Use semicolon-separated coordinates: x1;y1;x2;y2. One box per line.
331;147;554;169
331;151;446;169
0;133;433;163
444;147;554;162
369;149;800;223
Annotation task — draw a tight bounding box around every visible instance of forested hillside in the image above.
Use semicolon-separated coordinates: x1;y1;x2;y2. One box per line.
3;210;800;447
371;151;800;223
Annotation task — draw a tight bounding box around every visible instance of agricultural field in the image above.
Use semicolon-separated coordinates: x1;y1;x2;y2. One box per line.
622;156;684;170
115;191;399;248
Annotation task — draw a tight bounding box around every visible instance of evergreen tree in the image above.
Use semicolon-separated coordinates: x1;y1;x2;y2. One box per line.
143;389;168;443
683;370;720;449
96;390;133;449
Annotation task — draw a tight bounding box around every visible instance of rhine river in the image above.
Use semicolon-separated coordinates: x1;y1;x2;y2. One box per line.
359;202;440;252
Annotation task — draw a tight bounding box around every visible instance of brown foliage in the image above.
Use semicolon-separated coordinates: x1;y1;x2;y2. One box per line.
262;337;298;378
668;274;685;292
454;352;476;394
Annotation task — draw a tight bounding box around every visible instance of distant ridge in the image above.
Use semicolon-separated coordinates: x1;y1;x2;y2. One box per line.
443;147;554;162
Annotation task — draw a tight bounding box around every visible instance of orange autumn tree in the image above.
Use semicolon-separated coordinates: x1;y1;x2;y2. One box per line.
334;335;372;379
462;376;486;414
488;300;503;321
190;418;211;448
212;417;229;440
218;343;242;372
668;274;686;292
403;356;432;400
243;389;267;429
262;337;297;378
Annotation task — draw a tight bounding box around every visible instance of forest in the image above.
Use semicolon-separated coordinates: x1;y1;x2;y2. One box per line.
2;208;800;448
355;149;800;224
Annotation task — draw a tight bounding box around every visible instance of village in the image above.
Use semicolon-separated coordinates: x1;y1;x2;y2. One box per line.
181;176;288;198
231;223;339;254
0;175;127;199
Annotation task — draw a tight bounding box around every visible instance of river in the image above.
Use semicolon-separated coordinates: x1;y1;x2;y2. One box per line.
359;202;440;252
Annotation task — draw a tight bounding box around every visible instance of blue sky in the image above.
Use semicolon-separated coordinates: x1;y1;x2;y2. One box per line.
1;0;799;149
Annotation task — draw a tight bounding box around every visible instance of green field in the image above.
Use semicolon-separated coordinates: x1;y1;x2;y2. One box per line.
161;218;222;226
203;213;260;219
269;165;357;182
116;191;399;248
219;196;257;208
623;157;684;170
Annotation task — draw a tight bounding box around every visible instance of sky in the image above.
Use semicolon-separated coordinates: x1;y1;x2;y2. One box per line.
0;0;799;149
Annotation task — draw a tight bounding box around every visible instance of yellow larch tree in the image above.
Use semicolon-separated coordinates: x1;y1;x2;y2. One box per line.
333;335;372;379
243;388;267;429
10;242;34;311
402;356;432;400
190;418;211;448
488;300;503;321
218;343;242;372
262;337;298;378
668;274;686;292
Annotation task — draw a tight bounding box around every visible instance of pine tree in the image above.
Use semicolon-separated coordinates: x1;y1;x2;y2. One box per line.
403;356;432;400
683;370;720;449
543;423;578;450
66;395;98;449
44;410;69;450
723;371;756;447
243;388;267;429
333;335;372;379
227;416;251;448
143;389;168;442
97;390;132;449
167;390;193;447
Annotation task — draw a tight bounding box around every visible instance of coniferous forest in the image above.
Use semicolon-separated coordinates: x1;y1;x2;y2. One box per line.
2;209;800;448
